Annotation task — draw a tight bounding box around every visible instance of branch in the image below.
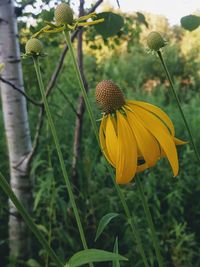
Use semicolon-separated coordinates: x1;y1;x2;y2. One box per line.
57;87;79;117
0;76;42;107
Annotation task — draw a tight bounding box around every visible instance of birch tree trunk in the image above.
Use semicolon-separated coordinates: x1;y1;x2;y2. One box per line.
0;0;32;262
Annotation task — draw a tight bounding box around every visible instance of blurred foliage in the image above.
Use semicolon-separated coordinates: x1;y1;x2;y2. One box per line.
0;1;200;266
94;12;124;39
181;15;200;31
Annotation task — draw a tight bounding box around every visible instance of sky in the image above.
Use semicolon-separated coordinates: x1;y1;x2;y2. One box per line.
25;0;200;26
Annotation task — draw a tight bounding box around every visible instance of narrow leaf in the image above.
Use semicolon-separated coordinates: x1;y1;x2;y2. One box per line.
36;224;49;235
94;12;124;38
181;15;200;31
113;237;120;267
66;249;127;267
95;212;119;241
136;12;148;28
26;259;41;267
0;63;5;73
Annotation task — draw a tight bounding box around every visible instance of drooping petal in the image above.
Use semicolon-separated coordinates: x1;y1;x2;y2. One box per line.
127;100;175;135
99;116;115;167
125;107;160;167
131;105;179;176
174;137;188;145
116;111;137;184
137;162;149;173
105;115;118;166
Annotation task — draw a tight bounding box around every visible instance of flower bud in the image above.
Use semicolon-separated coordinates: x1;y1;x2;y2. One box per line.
96;80;125;114
55;3;74;25
25;38;43;55
147;31;166;51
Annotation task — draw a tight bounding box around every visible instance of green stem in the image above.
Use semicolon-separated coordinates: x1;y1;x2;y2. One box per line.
64;30;99;141
33;57;92;265
0;172;63;267
64;30;149;267
136;176;164;267
45;146;55;267
110;169;149;267
157;50;200;162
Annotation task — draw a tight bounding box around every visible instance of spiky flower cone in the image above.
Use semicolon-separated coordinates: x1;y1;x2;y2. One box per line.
55;3;74;25
147;31;166;51
95;80;125;114
25;38;43;55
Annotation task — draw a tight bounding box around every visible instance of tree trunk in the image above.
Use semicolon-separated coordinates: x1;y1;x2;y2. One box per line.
0;0;32;263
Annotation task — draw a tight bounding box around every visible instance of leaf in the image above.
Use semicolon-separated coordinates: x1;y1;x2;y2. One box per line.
113;237;120;267
66;249;128;267
0;63;5;73
95;212;119;241
36;224;49;235
33;188;43;211
26;259;41;267
94;12;124;38
181;15;200;31
136;12;148;28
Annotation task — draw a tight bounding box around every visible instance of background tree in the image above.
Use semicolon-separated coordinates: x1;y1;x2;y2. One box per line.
0;0;32;263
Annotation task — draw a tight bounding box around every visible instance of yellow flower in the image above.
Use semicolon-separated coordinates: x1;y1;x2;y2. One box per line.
96;80;185;184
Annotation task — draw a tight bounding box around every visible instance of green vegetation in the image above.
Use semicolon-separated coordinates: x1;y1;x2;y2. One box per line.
0;4;200;267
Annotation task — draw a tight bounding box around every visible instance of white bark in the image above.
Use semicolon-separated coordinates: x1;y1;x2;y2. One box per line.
0;0;32;261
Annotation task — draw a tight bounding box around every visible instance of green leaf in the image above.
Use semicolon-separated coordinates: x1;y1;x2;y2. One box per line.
136;12;148;28
0;63;5;73
113;237;120;267
66;249;128;267
36;224;49;235
181;15;200;31
95;212;119;241
94;12;124;38
26;259;41;267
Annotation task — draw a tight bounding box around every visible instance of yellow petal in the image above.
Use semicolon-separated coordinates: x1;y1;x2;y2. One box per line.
105;115;118;166
116;111;137;184
99;116;115;167
125;107;160;167
174;137;188;145
127;100;175;135
137;162;149;173
131;105;179;176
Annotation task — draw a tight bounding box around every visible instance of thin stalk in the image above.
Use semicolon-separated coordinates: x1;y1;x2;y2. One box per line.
45;146;56;267
110;169;149;267
0;172;63;267
136;176;164;267
64;30;99;141
64;30;149;267
157;50;200;162
33;57;92;267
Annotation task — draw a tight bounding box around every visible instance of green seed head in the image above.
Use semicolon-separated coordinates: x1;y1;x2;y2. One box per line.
25;38;43;55
147;31;166;51
55;3;74;25
95;80;125;114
